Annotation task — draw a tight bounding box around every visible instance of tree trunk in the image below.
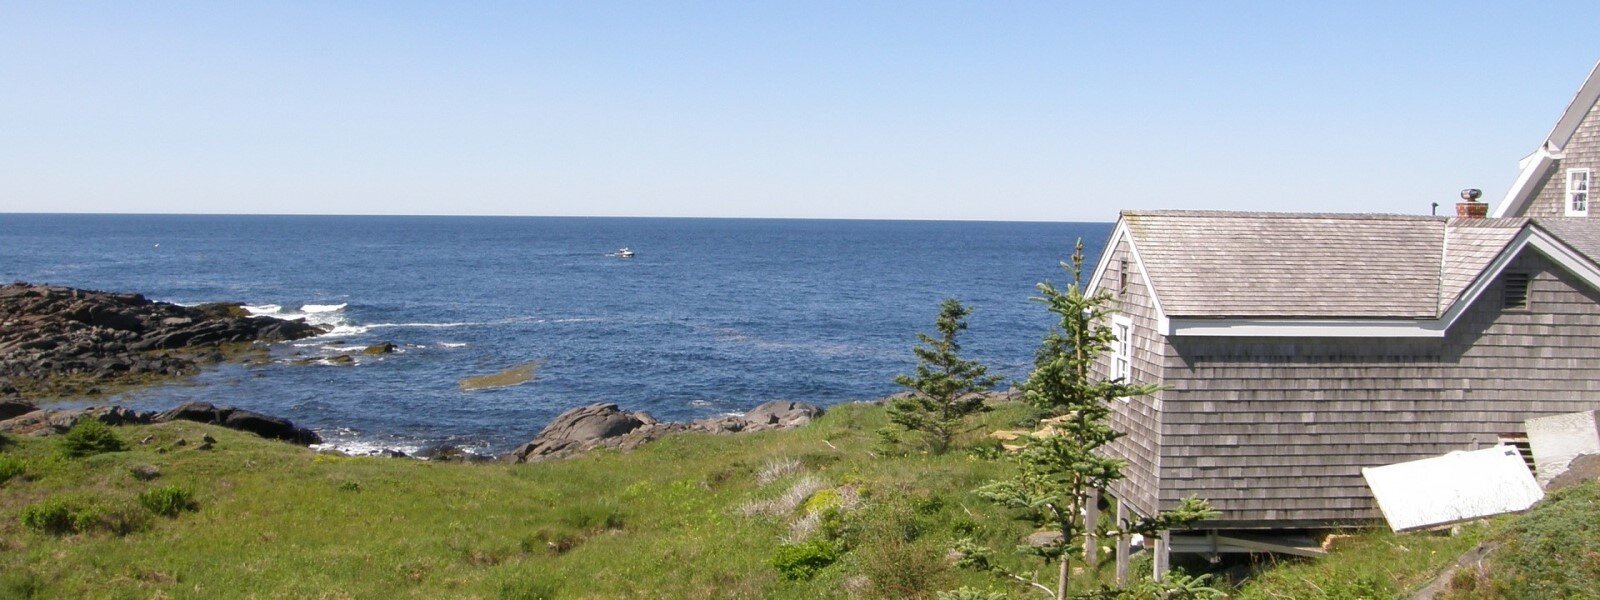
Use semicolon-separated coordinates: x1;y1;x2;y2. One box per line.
1056;554;1068;600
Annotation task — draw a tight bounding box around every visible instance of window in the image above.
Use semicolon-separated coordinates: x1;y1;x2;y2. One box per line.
1567;168;1590;216
1110;315;1133;384
1118;259;1129;296
1503;272;1530;310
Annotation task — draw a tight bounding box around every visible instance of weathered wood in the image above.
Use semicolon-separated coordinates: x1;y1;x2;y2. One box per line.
1153;530;1171;581
1098;213;1600;530
1114;500;1130;586
1083;489;1100;566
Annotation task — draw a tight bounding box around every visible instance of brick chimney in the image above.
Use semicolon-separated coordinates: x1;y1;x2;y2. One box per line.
1456;188;1488;218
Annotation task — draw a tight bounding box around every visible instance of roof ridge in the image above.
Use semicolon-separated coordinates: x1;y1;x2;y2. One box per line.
1121;209;1446;221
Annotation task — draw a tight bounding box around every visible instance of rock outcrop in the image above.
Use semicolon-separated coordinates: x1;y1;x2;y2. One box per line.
0;399;320;445
0;282;325;398
154;401;321;445
503;400;825;464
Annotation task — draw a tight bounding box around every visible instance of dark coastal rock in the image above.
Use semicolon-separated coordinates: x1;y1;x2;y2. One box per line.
363;342;397;355
0;398;37;421
743;400;824;429
0;405;154;436
0;282;326;398
153;401;321;445
503;400;826;464
417;444;491;462
222;408;321;445
1548;454;1600;491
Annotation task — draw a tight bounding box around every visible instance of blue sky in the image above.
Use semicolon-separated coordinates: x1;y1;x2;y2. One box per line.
3;2;1598;221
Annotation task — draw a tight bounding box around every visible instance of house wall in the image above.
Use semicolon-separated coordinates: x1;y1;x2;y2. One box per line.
1523;102;1600;218
1095;235;1168;519
1154;249;1600;528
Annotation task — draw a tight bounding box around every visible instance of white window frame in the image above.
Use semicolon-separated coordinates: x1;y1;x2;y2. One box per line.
1110;315;1133;387
1567;168;1590;217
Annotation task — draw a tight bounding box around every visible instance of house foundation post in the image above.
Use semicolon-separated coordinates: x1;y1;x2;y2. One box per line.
1113;499;1130;586
1153;530;1171;581
1083;488;1101;567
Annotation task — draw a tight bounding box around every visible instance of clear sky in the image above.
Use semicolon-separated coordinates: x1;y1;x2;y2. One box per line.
3;2;1599;221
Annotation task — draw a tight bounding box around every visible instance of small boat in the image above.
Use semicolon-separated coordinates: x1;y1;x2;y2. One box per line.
613;247;635;258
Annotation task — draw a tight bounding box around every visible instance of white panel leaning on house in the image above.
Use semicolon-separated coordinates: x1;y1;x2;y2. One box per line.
1525;410;1600;488
1361;446;1543;532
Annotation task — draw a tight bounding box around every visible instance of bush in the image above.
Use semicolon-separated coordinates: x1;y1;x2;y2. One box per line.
20;496;149;536
138;485;198;517
20;498;75;534
0;454;24;485
58;420;126;458
772;539;844;581
0;569;44;599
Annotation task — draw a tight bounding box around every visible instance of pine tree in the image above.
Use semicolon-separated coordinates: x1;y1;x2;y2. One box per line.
886;298;1003;455
957;240;1215;599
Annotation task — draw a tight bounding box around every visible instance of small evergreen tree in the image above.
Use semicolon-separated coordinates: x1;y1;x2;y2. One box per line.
885;298;1003;454
957;241;1215;600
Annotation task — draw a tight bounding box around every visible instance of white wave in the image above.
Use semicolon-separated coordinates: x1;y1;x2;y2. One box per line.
243;304;283;315
301;303;347;313
310;441;423;457
440;342;468;348
321;324;370;337
366;322;476;329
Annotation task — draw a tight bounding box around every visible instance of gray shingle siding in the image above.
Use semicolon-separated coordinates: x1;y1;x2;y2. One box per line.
1096;236;1166;520
1128;249;1600;528
1525;102;1600;218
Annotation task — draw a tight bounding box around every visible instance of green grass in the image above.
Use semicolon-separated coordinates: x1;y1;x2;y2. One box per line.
1232;523;1494;600
0;401;1041;599
1436;482;1600;599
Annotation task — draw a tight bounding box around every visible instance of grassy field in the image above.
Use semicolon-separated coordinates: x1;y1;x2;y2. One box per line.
9;397;1591;599
0;401;1061;599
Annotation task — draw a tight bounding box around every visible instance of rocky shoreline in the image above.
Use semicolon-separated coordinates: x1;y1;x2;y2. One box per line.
0;282;325;399
0;282;1011;465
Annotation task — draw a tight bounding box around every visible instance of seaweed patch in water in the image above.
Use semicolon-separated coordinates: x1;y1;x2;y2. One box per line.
458;361;543;391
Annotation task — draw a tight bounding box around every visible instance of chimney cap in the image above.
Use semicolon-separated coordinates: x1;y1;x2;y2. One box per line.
1461;188;1483;202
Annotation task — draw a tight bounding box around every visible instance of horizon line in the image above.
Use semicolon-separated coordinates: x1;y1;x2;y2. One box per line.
0;211;1111;225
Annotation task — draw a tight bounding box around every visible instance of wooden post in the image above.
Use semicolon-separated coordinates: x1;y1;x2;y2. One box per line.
1153;530;1171;581
1083;488;1101;566
1114;499;1130;586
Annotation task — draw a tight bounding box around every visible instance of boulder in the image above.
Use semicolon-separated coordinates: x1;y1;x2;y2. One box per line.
223;408;321;444
154;401;227;424
0;399;37;421
536;403;647;443
154;401;320;445
1548;453;1600;491
743;400;824;430
1026;530;1065;548
503;403;650;463
363;342;397;355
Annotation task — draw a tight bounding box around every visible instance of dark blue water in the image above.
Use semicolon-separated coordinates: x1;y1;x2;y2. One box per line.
0;215;1110;455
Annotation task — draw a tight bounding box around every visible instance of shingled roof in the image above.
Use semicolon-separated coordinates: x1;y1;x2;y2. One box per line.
1118;211;1528;319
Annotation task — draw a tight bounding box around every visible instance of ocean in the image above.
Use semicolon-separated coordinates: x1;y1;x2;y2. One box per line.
1;214;1111;455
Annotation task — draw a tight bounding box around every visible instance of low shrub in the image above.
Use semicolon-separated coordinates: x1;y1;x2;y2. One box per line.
0;454;24;485
20;498;75;534
0;569;44;599
138;485;198;517
20;496;149;536
58;420;126;458
771;539;843;581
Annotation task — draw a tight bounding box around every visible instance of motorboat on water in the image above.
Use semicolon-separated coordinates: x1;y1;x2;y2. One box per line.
612;247;635;258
